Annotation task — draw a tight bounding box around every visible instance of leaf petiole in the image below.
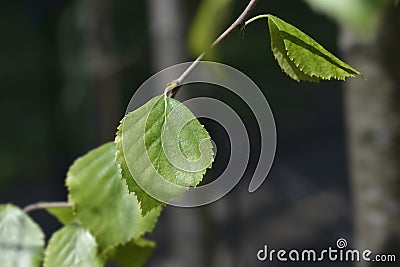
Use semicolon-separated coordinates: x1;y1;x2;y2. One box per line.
243;14;270;29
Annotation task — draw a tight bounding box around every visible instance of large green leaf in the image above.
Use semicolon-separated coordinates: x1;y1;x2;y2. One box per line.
108;238;155;267
43;222;103;267
0;204;45;267
66;142;161;252
267;15;363;82
116;95;213;215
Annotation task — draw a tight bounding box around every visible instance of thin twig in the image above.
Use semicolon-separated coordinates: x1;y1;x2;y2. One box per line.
167;0;260;97
23;202;73;213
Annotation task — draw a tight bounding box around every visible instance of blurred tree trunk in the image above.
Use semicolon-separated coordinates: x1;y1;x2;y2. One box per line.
341;7;400;265
147;0;187;71
83;0;121;143
146;1;208;267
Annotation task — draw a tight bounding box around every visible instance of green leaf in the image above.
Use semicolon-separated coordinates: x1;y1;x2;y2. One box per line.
46;206;74;225
268;17;320;83
267;15;363;82
188;0;232;60
0;204;45;267
44;222;103;267
108;238;155;267
116;129;163;216
66;142;161;252
116;95;213;215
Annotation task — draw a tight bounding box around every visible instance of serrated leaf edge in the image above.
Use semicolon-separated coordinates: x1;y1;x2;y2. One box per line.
267;14;363;81
43;221;102;267
65;142;161;253
115;96;214;215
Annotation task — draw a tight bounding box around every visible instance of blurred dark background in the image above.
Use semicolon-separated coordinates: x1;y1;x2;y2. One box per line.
1;0;399;266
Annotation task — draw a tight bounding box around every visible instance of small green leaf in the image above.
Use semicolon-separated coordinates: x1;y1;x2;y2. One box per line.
46;206;74;225
116;95;213;215
0;204;45;267
66;142;161;252
268;17;320;83
267;15;363;81
108;238;155;267
44;222;103;267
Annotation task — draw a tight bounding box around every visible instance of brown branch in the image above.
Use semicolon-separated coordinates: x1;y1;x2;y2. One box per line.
167;0;260;97
23;202;73;213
